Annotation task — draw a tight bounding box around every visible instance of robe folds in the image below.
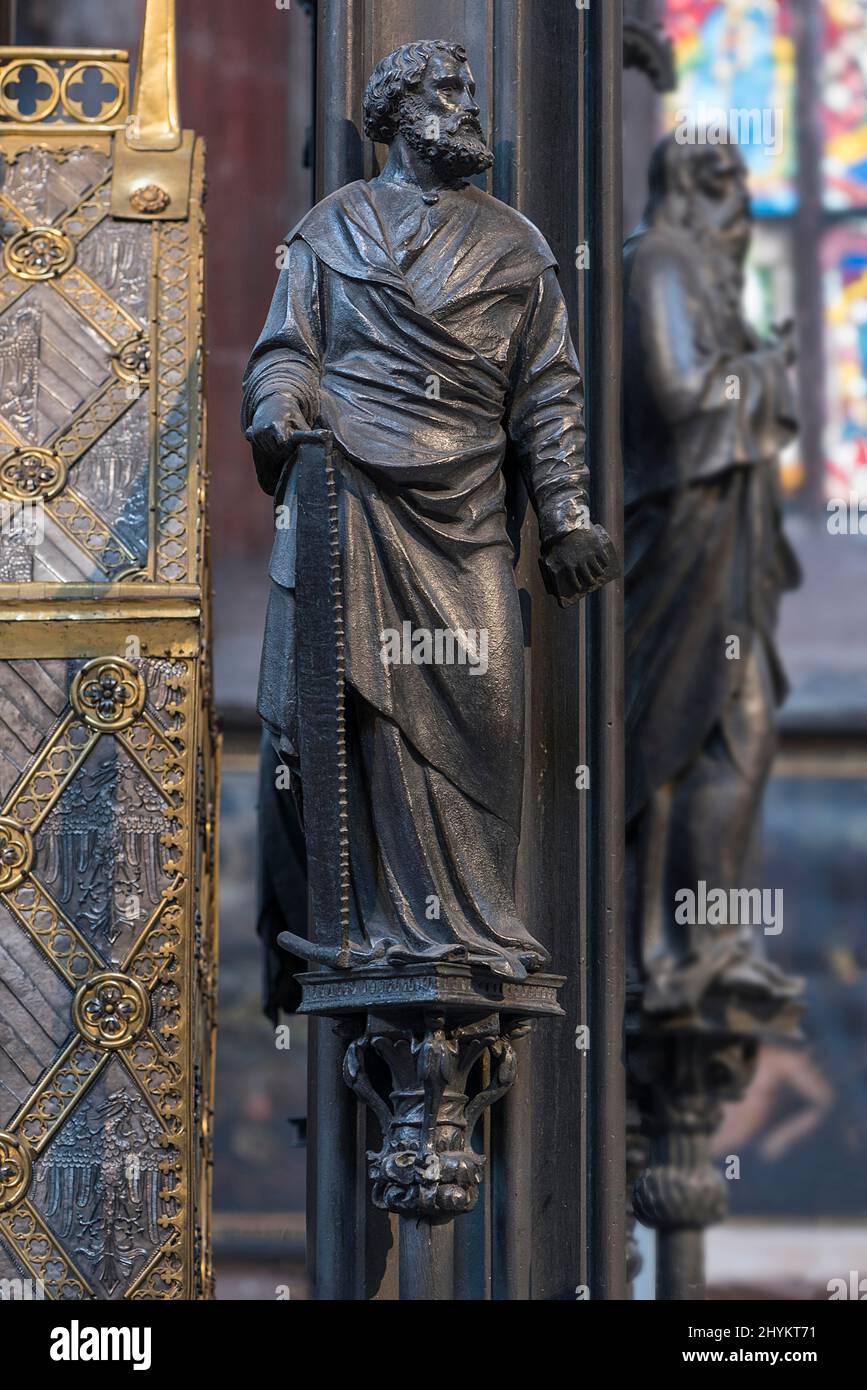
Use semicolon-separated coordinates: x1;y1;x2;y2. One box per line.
242;177;590;979
623;221;801;826
623;219;801;1017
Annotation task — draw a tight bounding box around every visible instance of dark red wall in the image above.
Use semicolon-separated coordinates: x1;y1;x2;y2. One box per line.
178;0;314;554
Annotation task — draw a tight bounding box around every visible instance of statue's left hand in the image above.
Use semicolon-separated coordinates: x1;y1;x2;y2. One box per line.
770;319;797;368
245;397;307;494
539;523;620;606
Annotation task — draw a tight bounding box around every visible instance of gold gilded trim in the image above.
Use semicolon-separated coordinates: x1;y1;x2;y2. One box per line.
0;1131;32;1211
0;1201;93;1298
0;446;67;501
0;48;130;132
128;0;180;151
10;1036;107;1154
73;971;151;1050
0;58;60;123
70;656;147;731
0;817;32;891
3;225;74;280
60;60;126;125
3;878;103;986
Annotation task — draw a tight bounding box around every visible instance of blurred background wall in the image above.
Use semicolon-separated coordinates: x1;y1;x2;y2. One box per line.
11;0;866;1298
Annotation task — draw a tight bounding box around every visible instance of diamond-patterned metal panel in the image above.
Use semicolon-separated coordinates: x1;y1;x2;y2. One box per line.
0;74;205;591
0;285;115;444
33;735;173;967
0;36;216;1300
0;902;73;1129
29;1056;173;1300
0;646;216;1300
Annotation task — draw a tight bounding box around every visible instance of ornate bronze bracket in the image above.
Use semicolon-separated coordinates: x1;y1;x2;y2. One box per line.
344;1012;527;1219
297;964;562;1221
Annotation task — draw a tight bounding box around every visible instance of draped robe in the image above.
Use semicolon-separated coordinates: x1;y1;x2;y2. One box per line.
242;177;589;980
623;217;800;1016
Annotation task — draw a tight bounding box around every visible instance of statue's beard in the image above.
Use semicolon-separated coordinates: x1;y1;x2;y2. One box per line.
685;199;752;266
398;99;493;180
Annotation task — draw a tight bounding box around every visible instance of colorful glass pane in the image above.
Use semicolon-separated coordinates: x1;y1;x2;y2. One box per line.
822;223;867;499
663;0;798;215
822;0;867;211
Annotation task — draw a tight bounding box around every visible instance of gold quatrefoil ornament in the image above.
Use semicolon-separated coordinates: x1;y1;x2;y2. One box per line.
3;226;75;281
0;818;33;893
0;1132;33;1212
0;447;67;502
70;657;146;732
72;973;150;1049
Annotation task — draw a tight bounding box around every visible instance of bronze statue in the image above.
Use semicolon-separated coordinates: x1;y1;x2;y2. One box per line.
623;134;802;1299
243;40;617;986
624;134;801;1025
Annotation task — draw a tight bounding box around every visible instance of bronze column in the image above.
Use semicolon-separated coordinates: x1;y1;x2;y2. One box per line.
300;0;624;1301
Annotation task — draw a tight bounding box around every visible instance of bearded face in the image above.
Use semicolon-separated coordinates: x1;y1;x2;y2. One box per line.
692;146;752;261
398;90;493;180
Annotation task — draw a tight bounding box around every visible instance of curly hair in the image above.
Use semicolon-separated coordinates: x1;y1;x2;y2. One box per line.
363;40;468;144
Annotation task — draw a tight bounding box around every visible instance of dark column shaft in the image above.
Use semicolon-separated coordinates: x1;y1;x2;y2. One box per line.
0;1;15;43
491;1031;533;1301
310;0;624;1300
399;1220;455;1302
308;1020;358;1299
793;0;826;512
657;1232;704;1302
586;0;628;1302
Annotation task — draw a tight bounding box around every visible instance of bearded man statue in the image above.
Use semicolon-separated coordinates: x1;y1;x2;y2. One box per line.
624;134;802;1027
242;40;617;987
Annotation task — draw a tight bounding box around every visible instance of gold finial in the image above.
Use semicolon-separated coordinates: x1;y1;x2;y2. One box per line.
128;0;181;150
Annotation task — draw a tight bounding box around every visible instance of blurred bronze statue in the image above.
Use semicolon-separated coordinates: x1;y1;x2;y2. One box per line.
623;134;802;1298
243;40;616;988
625;134;801;1028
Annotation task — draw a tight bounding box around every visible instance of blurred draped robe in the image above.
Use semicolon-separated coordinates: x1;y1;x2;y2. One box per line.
623;218;801;1019
242;177;590;987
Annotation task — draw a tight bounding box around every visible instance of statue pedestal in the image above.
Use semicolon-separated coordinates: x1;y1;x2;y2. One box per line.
297;963;564;1020
628;986;803;1301
299;966;562;1227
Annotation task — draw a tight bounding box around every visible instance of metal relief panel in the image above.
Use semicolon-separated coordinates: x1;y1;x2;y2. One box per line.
0;14;216;1301
0;74;206;593
0;643;207;1299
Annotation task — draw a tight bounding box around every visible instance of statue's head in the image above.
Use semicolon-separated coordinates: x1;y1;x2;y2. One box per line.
363;40;493;180
646;134;751;260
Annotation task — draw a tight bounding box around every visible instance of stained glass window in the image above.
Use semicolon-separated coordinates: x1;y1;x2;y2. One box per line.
822;224;867;499
822;0;867;211
663;0;798;215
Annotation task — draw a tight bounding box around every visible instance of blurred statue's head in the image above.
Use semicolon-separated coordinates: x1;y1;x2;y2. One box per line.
363;41;493;180
646;133;752;260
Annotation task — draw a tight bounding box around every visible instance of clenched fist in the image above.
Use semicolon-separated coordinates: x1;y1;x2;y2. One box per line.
245;397;308;495
539;523;620;605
